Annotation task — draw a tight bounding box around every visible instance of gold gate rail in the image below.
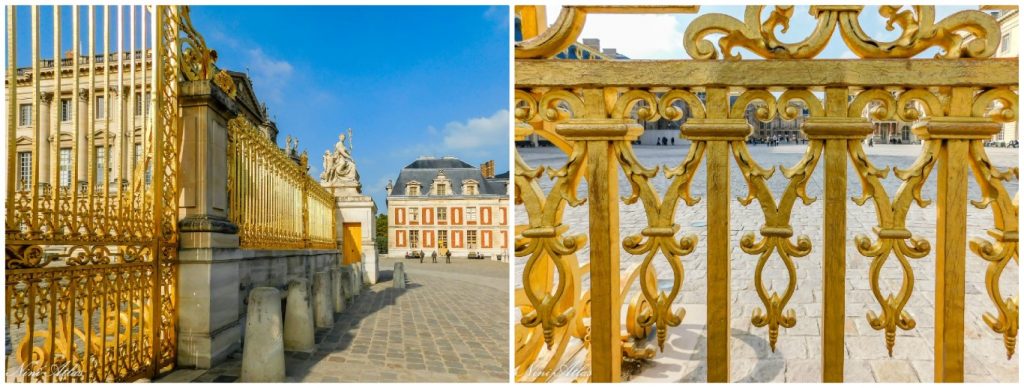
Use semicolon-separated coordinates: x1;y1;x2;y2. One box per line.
5;5;193;382
514;5;1019;383
226;115;337;250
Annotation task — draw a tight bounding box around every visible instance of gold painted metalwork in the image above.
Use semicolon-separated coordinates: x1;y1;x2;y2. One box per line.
516;4;1016;383
213;70;238;99
226;115;337;250
516;6;1000;60
965;88;1019;359
725;91;822;351
683;5;1000;60
5;5;191;381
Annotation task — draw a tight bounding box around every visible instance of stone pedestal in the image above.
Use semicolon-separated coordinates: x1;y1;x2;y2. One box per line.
323;181;379;285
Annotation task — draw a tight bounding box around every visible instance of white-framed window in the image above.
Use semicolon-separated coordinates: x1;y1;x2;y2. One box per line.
467;230;477;249
17;151;32;189
438;230;448;249
60;99;72;122
407;183;420;196
409;207;419;223
409;230;419;248
436;182;448;195
436;207;447;222
95;146;106;184
135;92;151;116
59;148;71;187
466;207;477;222
96;95;105;119
1002;33;1011;53
19;104;32;126
133;142;151;184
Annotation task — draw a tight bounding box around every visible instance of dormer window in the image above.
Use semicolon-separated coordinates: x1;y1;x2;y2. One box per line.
406;181;421;196
432;171;451;196
462;179;479;195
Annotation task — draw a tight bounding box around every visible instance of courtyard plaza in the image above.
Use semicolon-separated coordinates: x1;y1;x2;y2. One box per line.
515;143;1019;382
159;257;508;383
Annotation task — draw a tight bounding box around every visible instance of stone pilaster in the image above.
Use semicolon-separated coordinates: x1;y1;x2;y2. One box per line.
75;89;89;181
326;183;379;285
176;78;243;369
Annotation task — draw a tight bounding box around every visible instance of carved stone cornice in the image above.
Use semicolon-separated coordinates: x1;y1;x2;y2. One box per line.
179;214;239;234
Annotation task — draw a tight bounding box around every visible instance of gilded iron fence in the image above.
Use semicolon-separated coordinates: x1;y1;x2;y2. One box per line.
514;5;1018;383
3;5;202;382
226;115;338;250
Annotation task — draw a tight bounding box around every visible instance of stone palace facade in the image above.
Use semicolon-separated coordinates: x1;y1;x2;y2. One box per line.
386;157;509;260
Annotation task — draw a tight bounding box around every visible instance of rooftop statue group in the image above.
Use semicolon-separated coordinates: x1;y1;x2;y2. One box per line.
320;130;360;184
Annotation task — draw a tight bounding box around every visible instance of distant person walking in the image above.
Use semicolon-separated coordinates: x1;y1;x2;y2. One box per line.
431;250;437;264
445;250;451;264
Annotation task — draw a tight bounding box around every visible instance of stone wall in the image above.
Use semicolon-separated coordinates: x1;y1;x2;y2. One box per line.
176;78;345;369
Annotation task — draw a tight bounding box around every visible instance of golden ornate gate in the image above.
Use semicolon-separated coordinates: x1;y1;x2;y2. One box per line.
514;5;1018;382
5;5;208;382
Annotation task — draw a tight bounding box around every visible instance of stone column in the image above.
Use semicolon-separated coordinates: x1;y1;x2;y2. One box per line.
37;92;52;185
75;89;89;181
176;79;243;369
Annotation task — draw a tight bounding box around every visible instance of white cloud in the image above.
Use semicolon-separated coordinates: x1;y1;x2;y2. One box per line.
244;47;294;104
484;6;509;29
441;109;509;150
574;14;686;59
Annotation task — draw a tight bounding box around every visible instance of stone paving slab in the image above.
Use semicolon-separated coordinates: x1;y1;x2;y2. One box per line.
159;257;509;383
516;144;1019;383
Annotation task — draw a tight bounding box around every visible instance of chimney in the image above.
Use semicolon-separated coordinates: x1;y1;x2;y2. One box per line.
582;38;600;51
480;160;495;179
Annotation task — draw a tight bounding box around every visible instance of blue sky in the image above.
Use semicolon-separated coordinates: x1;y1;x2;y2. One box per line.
10;5;510;213
548;5;979;59
190;6;510;212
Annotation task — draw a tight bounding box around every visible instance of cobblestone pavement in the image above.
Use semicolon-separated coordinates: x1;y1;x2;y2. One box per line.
162;257;509;383
515;144;1019;383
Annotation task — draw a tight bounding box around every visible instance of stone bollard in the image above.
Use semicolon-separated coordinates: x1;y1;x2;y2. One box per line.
392;262;406;289
338;266;352;301
344;264;361;297
313;271;334;330
331;268;345;314
241;287;285;382
283;279;315;353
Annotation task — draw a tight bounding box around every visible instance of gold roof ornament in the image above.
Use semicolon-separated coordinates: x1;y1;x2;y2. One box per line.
214;69;238;99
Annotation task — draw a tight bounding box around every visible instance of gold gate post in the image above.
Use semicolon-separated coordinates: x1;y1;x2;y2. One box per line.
913;91;1002;381
555;94;641;381
802;97;875;381
680;87;745;382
